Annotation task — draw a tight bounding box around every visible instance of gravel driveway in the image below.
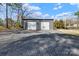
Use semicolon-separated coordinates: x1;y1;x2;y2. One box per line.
0;30;79;56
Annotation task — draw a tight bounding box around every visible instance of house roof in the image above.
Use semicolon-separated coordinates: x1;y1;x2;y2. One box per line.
22;19;54;20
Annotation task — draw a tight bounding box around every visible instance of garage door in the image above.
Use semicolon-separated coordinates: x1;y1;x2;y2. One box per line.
27;22;36;30
41;22;49;30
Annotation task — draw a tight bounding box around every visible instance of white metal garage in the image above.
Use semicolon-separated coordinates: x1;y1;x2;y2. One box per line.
23;19;53;30
41;22;49;30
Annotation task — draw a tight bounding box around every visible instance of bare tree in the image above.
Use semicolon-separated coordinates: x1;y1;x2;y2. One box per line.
75;11;79;28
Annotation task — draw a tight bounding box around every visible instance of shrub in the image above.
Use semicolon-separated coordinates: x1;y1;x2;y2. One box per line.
15;22;21;29
0;18;3;26
53;20;65;29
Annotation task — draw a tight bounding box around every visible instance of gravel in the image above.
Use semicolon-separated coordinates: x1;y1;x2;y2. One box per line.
0;30;79;56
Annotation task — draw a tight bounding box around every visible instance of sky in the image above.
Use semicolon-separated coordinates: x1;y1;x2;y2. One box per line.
0;3;79;20
29;3;79;19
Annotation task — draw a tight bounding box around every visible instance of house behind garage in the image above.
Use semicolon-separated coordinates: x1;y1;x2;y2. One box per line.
22;19;54;31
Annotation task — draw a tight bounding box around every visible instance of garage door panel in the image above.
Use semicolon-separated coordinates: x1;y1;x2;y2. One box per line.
27;22;36;30
41;22;49;30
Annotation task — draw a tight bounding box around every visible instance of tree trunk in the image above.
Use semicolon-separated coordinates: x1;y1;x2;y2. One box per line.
21;8;24;28
77;18;79;28
17;8;19;22
6;3;8;28
10;8;12;27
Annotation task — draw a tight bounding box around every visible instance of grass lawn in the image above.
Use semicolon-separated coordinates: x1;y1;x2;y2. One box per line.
0;26;7;32
57;29;79;36
0;26;21;32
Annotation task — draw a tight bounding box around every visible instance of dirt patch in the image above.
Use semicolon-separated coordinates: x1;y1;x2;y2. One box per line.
57;29;79;36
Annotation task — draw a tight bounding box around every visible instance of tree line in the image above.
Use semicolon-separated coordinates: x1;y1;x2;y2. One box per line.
53;11;79;29
0;3;33;29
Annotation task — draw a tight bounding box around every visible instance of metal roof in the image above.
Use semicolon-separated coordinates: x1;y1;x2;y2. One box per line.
22;19;54;20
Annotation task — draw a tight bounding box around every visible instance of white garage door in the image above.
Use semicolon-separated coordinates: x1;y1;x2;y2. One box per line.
27;22;36;30
41;22;49;30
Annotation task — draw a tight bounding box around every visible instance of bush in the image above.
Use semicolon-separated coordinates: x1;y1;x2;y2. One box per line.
0;18;3;26
15;22;21;29
53;20;65;29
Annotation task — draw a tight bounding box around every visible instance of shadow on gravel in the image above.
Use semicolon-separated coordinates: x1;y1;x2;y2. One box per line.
0;33;79;56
